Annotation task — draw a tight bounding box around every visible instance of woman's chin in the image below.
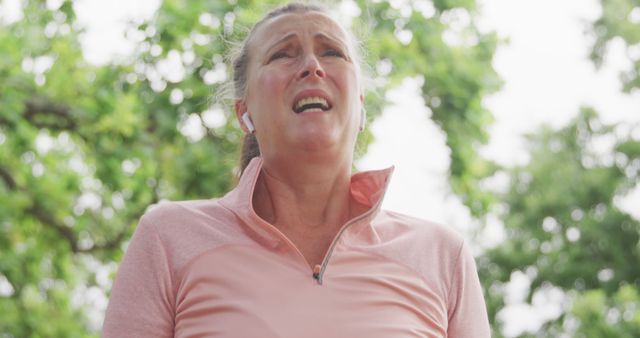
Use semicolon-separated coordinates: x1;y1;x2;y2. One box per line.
291;129;344;152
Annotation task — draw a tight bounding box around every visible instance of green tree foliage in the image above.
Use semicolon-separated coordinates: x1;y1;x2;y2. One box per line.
476;0;640;336
569;285;640;338
0;0;499;335
478;0;640;337
357;0;501;215
478;109;640;336
590;0;640;92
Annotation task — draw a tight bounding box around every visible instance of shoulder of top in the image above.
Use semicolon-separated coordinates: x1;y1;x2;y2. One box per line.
376;209;465;246
141;198;221;219
137;198;231;232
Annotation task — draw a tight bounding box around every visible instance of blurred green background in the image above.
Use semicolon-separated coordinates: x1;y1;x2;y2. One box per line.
0;0;639;337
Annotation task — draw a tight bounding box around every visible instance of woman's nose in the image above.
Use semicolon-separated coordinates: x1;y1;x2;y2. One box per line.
298;54;326;79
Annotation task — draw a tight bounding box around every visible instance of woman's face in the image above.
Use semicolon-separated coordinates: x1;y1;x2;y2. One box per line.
239;11;362;159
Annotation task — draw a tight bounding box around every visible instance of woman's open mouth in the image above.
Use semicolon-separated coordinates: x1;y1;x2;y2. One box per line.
293;96;332;113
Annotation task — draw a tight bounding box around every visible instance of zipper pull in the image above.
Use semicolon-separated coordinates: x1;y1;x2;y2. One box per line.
312;264;322;282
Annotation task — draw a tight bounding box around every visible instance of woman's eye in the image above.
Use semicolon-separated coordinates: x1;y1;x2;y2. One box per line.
269;51;290;61
323;49;344;58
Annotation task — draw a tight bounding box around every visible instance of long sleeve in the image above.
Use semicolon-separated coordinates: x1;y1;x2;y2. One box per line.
102;213;175;337
446;241;491;337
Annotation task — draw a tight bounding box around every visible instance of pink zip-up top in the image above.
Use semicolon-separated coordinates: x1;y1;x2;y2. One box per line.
103;157;490;337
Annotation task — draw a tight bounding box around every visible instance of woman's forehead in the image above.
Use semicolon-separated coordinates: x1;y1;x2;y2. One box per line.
251;11;350;51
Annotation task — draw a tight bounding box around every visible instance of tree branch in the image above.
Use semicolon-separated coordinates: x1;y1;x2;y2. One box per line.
23;97;77;131
27;202;81;252
0;166;17;190
1;165;131;253
28;200;135;253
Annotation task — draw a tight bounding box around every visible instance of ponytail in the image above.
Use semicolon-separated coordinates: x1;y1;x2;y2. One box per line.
239;133;260;175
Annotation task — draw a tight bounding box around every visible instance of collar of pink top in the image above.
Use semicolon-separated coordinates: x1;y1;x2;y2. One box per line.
219;156;395;249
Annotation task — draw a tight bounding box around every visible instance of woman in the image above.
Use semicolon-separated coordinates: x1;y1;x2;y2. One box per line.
103;3;490;337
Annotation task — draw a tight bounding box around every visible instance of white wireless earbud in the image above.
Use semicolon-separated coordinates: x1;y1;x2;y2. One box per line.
359;106;366;132
242;112;255;134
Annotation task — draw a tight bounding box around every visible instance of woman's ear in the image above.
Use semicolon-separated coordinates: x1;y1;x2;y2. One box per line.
235;99;252;133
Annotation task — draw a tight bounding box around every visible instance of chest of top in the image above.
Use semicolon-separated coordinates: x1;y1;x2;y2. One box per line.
173;244;448;338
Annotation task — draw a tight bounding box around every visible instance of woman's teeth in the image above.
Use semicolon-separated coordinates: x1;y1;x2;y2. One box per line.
294;96;330;113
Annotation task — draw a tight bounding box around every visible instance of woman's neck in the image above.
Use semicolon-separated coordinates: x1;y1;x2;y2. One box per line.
253;157;355;230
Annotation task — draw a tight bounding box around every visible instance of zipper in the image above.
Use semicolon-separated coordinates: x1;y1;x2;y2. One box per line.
253;193;385;285
312;196;385;285
264;210;373;285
